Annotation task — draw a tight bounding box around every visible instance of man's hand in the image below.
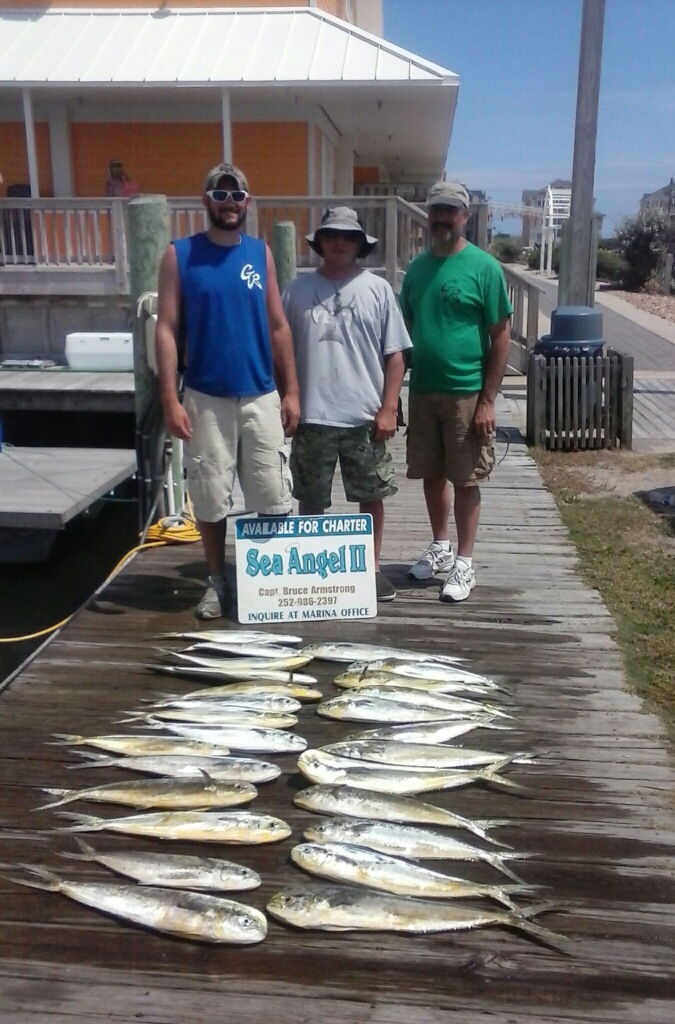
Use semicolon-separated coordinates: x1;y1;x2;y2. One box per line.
163;400;192;442
473;397;496;443
372;406;398;443
281;393;300;436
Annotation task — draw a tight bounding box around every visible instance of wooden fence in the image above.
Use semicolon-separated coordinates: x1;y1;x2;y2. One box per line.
526;349;634;450
502;265;544;373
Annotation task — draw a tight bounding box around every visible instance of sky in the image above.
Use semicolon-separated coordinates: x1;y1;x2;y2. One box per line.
383;0;675;236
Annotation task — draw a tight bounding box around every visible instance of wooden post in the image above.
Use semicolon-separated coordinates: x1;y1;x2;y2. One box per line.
127;195;171;524
272;221;297;293
127;195;171;424
664;252;674;296
566;0;605;306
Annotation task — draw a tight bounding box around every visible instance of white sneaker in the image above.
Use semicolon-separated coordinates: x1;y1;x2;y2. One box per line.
439;561;476;603
409;542;455;580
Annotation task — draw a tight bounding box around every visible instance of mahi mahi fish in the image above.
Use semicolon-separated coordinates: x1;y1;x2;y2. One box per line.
60;837;261;891
2;865;266;944
148;665;318;684
158;630;303;645
302;818;522;874
294;785;505;845
343;721;511;744
69;752;282;783
124;706;298;729
297;751;520;795
266;887;565;950
53;809;292;843
322;740;536;769
291;842;529;908
175;681;322;702
151;722;308;754
51;734;232;758
337;660;498;687
300;643;464;664
317;694;510;724
35;775;257;812
147;695;302;713
324;685;503;716
183;641;309;659
162;652;313;672
334;672;495;696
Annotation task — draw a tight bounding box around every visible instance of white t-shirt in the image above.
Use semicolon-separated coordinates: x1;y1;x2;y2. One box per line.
282;269;412;428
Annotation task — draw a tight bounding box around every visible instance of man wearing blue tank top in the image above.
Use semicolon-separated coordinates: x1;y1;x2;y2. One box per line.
155;163;300;618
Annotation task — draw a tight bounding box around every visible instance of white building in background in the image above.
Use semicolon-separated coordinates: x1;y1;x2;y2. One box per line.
521;179;572;246
639;178;675;221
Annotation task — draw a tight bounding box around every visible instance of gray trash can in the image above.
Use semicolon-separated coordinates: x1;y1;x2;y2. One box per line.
534;306;604;429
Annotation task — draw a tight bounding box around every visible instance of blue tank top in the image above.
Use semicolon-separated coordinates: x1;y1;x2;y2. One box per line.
174;233;275;398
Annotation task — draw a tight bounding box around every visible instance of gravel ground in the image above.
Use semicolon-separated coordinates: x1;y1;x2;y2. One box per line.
604;289;675;324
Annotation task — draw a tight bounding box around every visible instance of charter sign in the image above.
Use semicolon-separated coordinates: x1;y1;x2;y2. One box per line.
235;514;377;624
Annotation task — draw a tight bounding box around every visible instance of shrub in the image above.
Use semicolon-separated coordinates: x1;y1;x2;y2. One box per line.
615;211;675;291
595;248;628;284
490;236;522;264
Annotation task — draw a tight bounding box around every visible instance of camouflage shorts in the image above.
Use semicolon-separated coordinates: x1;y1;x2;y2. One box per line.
290;423;397;509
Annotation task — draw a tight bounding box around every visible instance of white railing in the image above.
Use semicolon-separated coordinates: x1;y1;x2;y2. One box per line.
502;265;544;372
168;194;429;290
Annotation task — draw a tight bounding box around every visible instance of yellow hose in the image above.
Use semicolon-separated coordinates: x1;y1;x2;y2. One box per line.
0;510;201;645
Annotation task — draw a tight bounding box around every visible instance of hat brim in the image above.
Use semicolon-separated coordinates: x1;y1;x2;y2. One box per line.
306;230;378;259
426;197;469;210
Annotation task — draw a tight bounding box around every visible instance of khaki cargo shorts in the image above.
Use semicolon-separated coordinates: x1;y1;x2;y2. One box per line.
183;388;291;522
291;423;397;509
406;391;495;486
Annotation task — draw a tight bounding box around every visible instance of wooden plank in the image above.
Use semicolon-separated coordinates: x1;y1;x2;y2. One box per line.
0;447;136;527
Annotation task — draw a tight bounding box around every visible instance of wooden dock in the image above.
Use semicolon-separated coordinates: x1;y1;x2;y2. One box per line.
0;368;135;414
1;397;674;1022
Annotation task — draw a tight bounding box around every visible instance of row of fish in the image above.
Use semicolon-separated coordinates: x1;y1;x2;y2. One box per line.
4;633;564;948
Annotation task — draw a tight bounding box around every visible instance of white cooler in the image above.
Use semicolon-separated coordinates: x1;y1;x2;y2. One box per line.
65;332;134;372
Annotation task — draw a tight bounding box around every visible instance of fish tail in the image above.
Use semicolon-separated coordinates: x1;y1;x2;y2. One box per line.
33;788;74;811
67;753;115;771
511;904;569;953
58;837;97;862
0;863;62;892
480;720;514;731
47;734;83;745
54;812;103;832
481;756;525;789
490;854;529;884
474;818;514;847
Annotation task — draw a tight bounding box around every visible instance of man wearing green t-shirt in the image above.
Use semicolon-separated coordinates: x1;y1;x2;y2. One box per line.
399;181;512;602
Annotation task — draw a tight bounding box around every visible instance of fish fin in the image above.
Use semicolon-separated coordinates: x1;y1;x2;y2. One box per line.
198;769;215;784
47;734;82;745
490;852;531;884
473;819;514;847
0;864;62;892
480;755;525;790
58;835;96;862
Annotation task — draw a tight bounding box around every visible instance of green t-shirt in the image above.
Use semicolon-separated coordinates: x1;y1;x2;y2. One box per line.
399;243;513;393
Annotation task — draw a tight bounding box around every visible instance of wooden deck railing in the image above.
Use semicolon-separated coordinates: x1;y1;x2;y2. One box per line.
502;265;545;373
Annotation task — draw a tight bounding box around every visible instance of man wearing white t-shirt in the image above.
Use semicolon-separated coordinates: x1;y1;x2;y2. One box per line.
282;207;412;602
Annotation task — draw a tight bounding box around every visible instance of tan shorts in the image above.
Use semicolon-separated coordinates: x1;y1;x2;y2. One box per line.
183;388;291;522
406;391;495;486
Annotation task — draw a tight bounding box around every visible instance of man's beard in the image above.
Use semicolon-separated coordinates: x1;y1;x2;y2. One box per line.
208;207;247;231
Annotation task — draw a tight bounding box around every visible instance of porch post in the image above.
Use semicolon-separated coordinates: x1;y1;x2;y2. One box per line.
221;88;233;163
22;88;40;198
48;104;74;197
335;135;354;195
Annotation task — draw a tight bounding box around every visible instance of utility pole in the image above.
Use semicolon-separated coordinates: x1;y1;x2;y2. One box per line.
563;0;605;307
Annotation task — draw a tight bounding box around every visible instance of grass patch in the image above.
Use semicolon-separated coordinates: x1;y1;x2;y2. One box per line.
535;453;675;739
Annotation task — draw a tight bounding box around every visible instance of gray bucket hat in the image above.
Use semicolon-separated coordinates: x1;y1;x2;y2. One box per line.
306;206;377;259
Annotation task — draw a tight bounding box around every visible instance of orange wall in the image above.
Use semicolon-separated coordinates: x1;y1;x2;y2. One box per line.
354;166;381;184
0;122;53;196
70;121;307;197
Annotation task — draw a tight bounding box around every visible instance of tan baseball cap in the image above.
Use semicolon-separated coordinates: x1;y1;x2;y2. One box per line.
426;180;470;209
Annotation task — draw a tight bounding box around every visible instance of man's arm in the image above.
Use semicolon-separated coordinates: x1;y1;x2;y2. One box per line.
155;243;192;441
265;246;300;435
373;350;407;442
473;315;511;441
